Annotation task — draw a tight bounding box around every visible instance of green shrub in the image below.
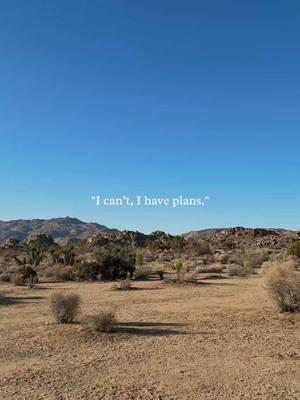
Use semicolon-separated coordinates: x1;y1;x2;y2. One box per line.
72;261;100;281
72;255;135;281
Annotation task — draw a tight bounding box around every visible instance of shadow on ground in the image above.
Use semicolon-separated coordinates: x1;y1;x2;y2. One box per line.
5;295;45;303
114;321;187;336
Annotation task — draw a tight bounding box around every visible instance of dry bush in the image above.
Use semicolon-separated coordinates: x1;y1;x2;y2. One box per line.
288;241;300;259
284;256;300;271
40;267;56;280
11;273;25;286
199;263;224;274
214;253;230;264
118;279;132;290
171;261;190;283
84;310;116;332
50;292;80;323
265;262;300;312
227;263;253;277
243;249;269;269
55;266;73;281
0;272;10;282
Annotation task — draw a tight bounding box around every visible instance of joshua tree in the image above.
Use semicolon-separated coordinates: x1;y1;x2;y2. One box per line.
27;245;45;268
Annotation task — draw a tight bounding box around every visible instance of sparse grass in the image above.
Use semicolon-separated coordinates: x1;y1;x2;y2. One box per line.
83;310;116;332
265;262;300;312
49;292;81;323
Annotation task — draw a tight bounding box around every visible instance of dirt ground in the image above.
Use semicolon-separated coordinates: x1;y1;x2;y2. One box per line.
0;275;299;400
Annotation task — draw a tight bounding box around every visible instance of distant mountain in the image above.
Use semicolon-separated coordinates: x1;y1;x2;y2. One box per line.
0;217;118;245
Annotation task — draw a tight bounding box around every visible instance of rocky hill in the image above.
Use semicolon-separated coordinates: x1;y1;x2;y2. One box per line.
183;227;298;248
0;217;118;245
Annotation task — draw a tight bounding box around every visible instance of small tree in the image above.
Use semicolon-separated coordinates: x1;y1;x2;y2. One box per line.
27;245;45;268
172;261;189;283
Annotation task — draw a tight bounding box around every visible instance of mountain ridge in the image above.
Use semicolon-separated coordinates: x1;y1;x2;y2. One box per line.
0;217;118;245
0;217;298;246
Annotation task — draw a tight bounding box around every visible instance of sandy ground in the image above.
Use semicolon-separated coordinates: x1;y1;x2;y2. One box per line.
0;275;299;400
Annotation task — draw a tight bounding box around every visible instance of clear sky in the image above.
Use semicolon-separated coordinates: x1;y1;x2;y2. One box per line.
0;1;299;234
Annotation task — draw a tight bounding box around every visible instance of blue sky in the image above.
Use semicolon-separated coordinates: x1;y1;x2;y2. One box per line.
0;1;299;233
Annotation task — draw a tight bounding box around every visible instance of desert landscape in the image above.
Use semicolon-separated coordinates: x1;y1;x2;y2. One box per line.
0;219;299;399
1;2;300;399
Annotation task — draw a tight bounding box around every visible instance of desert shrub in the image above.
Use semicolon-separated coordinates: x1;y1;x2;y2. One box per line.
0;272;10;282
15;266;38;285
244;249;268;269
288;241;300;259
266;262;300;312
55;266;73;281
83;310;116;332
190;241;211;256
171;261;190;283
263;256;300;274
50;292;80;323
11;273;25;286
41;267;56;279
72;255;135;281
283;256;300;271
199;263;224;273
215;253;230;264
135;251;144;267
72;261;100;281
227;264;253;277
118;279;132;290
